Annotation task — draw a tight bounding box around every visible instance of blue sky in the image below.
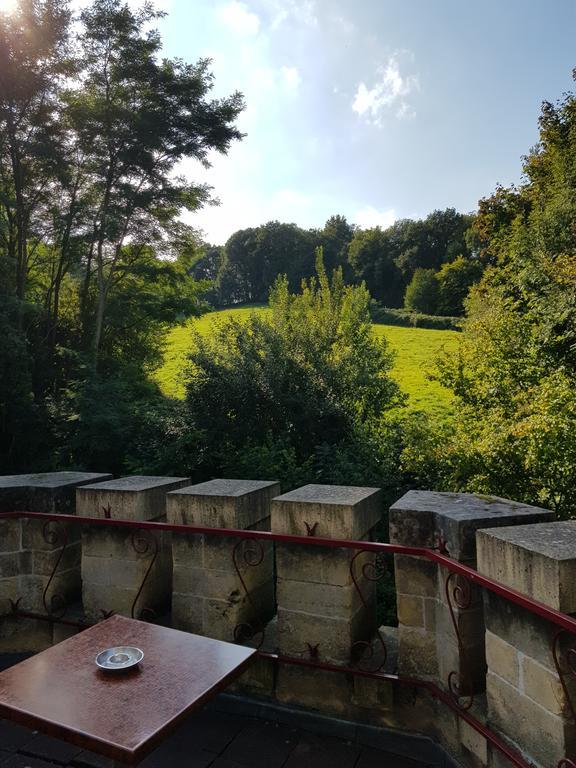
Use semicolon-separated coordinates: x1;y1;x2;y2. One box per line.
155;0;575;244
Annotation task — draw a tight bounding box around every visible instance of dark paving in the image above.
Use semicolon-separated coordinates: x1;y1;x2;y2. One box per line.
0;711;434;768
0;655;434;768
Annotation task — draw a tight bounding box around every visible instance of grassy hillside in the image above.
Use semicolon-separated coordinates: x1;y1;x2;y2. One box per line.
156;306;459;417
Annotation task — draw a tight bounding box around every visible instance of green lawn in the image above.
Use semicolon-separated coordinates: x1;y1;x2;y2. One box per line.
155;306;459;418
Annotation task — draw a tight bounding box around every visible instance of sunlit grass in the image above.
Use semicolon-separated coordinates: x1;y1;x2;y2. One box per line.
155;305;459;418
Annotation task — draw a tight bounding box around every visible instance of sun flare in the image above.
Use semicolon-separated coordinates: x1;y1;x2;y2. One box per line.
0;0;18;15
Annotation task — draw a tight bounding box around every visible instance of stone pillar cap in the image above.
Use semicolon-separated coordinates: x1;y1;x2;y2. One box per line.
272;484;382;540
166;478;280;529
79;475;189;492
390;490;554;560
0;472;112;490
478;520;576;612
168;479;280;498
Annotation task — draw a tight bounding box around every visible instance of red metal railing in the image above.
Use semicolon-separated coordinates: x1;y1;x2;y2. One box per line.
1;510;575;768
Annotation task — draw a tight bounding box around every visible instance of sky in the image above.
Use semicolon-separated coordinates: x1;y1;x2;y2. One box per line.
87;0;576;243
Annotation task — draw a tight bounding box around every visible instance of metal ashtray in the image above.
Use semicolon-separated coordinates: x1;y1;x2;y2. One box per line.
95;646;144;672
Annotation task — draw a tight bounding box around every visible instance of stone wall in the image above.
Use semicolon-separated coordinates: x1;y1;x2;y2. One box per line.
2;474;575;768
77;476;190;620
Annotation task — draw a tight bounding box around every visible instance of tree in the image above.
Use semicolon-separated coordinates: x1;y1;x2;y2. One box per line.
435;255;482;316
404;268;439;314
176;255;405;485
67;0;244;362
347;227;403;306
318;214;354;273
405;71;576;517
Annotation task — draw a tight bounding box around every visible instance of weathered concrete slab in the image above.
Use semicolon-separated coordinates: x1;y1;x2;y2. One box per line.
272;484;382;540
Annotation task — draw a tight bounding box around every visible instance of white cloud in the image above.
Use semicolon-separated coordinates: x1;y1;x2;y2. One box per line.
217;1;260;36
354;206;396;230
270;0;318;29
280;65;302;92
352;56;419;125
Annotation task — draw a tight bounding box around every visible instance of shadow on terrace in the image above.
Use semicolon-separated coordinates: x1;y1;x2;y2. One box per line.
0;473;575;768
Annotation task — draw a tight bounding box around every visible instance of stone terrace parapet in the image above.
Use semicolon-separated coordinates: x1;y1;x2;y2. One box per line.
478;521;576;766
272;484;382;713
389;489;554;747
167;479;280;643
78;475;190;620
0;472;112;620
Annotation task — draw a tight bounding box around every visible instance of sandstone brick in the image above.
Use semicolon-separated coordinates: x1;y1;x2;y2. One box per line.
485;631;519;688
460;719;488;765
277;576;374;619
275;664;353;715
276;604;376;664
397;594;424;627
487;670;569;766
32;541;81;576
398;626;438;677
394;555;438;597
0;551;31;579
0;520;21;552
275;544;363;587
272;484;382;540
521;654;567;716
423;597;436;631
173;558;272;599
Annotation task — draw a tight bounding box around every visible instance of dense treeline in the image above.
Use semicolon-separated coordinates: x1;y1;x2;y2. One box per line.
0;0;242;471
192;208;482;316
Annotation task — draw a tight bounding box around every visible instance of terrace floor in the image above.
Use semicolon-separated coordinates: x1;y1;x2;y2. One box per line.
0;655;450;768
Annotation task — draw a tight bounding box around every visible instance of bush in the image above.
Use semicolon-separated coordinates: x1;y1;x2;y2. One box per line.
370;303;461;331
174;256;406;490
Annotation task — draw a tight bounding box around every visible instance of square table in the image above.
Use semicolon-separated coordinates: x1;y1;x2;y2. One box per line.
0;615;257;766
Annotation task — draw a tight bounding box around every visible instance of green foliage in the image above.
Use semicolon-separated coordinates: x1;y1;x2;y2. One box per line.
405;74;576;517
404;268;439;314
171;258;405;488
370;304;461;331
435;255;483;316
347;227;403;307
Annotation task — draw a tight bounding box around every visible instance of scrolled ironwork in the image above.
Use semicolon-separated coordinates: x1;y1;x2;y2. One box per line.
130;530;159;621
552;630;576;723
350;549;388;672
232;538;267;649
42;521;69;618
444;570;478;711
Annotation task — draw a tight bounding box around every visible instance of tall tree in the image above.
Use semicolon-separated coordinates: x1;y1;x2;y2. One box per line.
66;0;244;361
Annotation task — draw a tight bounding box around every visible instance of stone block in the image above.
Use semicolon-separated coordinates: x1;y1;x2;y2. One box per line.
394;555;438;597
81;528;172;620
276;576;374;619
166;479;280;528
397;594;425;627
272;484;382;540
478;520;576;613
0;472;112;514
172;579;274;641
397;626;438;677
460;720;488;765
275;664;353;715
276;603;376;664
0;551;31;579
0;575;19;615
173;555;273;599
521;654;567;716
483;591;556;671
487;671;573;766
485;631;519;688
390;490;554;561
275;544;366;587
77;475;190;521
0;520;21;552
